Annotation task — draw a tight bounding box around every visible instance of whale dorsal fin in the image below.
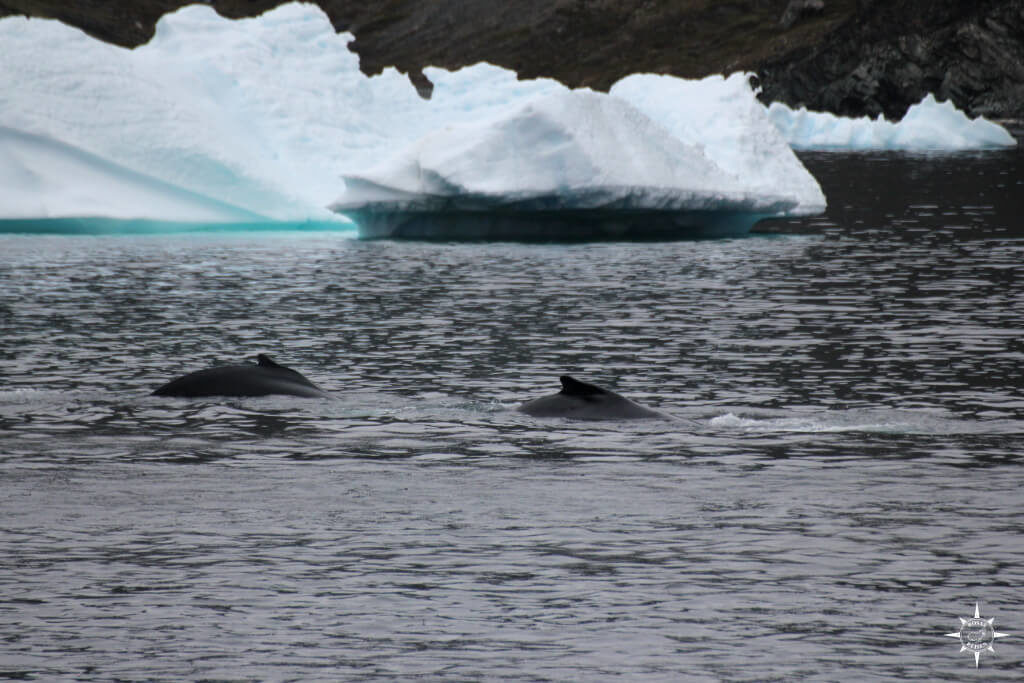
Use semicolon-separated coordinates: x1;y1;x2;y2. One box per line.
559;375;607;396
257;354;283;369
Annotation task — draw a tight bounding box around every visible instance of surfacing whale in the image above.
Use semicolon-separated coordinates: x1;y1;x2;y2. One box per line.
518;375;666;420
152;354;330;398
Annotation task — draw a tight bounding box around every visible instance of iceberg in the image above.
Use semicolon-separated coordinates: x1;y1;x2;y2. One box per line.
0;2;821;240
610;73;826;220
0;1;1012;238
0;126;264;222
0;3;397;224
767;94;1017;151
332;90;811;239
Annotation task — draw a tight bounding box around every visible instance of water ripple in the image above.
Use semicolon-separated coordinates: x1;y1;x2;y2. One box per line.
2;149;1023;679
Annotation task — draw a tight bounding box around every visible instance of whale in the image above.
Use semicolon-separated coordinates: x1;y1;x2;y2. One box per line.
518;375;667;420
152;354;330;398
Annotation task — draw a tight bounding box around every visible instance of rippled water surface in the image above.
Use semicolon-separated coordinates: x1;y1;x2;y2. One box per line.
2;146;1023;680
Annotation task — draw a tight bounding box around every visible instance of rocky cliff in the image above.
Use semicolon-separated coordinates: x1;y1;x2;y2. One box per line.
2;0;1021;120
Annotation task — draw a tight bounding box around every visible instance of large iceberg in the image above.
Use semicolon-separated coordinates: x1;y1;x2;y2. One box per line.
333;90;813;239
0;126;265;222
611;73;826;220
0;4;377;223
0;1;1014;237
0;2;819;238
768;95;1017;151
0;3;572;226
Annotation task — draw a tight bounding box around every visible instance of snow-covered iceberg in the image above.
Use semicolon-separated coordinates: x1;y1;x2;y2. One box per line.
0;1;1013;238
0;126;265;222
333;89;816;239
768;94;1017;151
0;3;570;226
0;2;822;239
611;73;826;220
1;5;375;224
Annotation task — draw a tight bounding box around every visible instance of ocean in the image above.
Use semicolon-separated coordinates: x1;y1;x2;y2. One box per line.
1;140;1022;680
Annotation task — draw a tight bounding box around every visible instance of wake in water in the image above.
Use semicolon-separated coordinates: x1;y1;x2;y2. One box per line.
708;408;1020;436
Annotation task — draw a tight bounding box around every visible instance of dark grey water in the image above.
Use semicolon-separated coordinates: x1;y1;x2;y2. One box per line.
2;144;1023;680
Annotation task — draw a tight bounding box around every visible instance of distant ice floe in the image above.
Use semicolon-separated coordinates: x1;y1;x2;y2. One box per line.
0;2;1014;235
768;94;1017;151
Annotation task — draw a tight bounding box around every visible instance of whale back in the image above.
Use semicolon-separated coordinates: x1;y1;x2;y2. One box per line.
519;375;665;420
152;354;329;398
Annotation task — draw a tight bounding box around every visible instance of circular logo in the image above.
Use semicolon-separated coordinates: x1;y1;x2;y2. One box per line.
945;603;1010;667
960;617;996;652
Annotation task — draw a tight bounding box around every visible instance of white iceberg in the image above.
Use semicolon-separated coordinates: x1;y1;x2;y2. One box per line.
0;1;1012;237
610;72;826;220
0;3;571;226
332;89;816;239
0;3;390;223
768;94;1017;151
0;126;264;222
0;2;821;238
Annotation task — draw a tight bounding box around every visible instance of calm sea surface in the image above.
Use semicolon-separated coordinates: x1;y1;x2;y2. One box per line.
1;142;1023;680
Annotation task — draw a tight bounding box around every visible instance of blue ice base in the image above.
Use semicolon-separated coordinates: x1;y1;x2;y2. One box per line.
0;218;356;235
341;209;770;241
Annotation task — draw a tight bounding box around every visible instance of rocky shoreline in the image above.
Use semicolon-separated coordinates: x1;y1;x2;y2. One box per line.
2;0;1021;120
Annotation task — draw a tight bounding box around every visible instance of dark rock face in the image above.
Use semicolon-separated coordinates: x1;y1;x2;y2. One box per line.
779;0;826;30
1;0;1020;120
759;0;1024;119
